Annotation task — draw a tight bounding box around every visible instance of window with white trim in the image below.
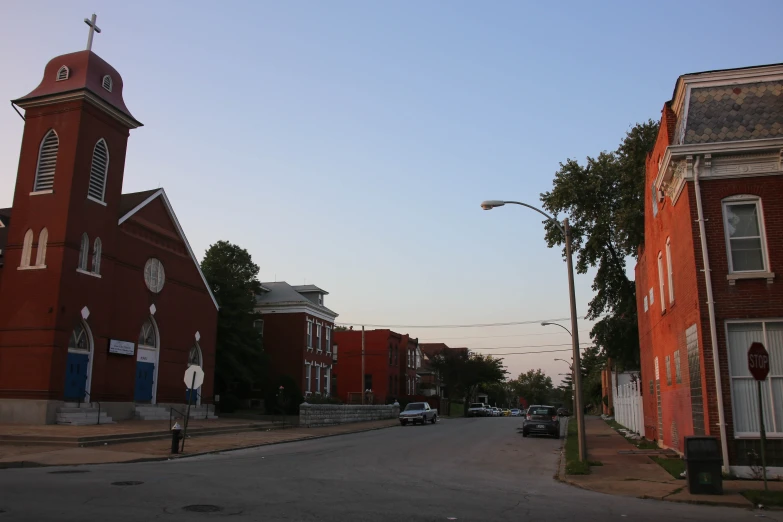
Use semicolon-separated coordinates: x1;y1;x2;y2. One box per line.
727;321;783;436
657;252;666;313
666;237;674;304
325;367;331;396
92;237;102;274
315;365;321;394
643;295;648;312
723;197;768;273
33;130;58;192
649;288;654;305
20;229;33;268
316;324;322;352
305;362;312;393
35;228;48;267
306;321;313;350
102;75;113;92
325;327;331;353
78;233;89;270
254;319;264;335
87;139;109;202
56;66;69;81
664;355;672;386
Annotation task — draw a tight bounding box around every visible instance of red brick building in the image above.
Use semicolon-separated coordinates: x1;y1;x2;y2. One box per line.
255;283;337;397
636;63;783;476
0;47;218;424
333;329;419;403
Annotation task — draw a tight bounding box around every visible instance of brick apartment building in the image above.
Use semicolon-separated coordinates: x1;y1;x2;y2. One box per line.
0;47;218;424
418;343;468;399
636;63;783;476
333;329;420;403
255;283;337;397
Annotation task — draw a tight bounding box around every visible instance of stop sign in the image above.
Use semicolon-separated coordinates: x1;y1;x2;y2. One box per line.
748;342;770;381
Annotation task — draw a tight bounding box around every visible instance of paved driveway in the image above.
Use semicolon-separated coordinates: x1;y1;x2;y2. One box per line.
0;417;776;521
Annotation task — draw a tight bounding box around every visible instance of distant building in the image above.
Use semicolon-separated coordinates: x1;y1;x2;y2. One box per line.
418;343;467;399
255;283;338;397
636;63;783;477
333;329;419;403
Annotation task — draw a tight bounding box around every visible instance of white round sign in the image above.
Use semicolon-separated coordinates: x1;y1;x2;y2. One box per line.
184;364;205;389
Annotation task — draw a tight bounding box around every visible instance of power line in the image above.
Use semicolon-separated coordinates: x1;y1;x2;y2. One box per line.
478;348;575;356
336;316;583;329
467;342;592;350
419;331;593;341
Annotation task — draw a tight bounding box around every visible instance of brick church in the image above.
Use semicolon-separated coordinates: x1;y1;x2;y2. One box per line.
0;30;218;424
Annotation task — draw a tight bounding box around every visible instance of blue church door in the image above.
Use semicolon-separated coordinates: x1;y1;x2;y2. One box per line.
134;361;155;402
64;352;89;400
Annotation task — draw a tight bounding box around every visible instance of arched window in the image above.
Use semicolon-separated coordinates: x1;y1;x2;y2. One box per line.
35;228;48;267
138;318;157;349
92;237;102;274
20;229;33;268
69;322;90;352
188;344;202;367
56;66;70;81
102;75;113;92
78;233;89;270
33;130;58;192
87;139;109;202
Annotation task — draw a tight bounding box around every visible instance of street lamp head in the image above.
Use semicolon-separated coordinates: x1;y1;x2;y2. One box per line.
541;321;553;327
480;200;505;210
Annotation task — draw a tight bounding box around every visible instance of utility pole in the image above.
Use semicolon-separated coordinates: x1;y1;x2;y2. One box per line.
361;325;365;405
564;218;587;461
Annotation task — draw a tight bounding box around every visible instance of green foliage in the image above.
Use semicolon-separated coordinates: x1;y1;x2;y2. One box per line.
651;456;686;479
201;240;267;396
580;345;606;410
219;393;241;413
565;420;589;475
540;120;659;369
264;374;304;415
512;369;554;405
429;350;507;414
741;490;783;507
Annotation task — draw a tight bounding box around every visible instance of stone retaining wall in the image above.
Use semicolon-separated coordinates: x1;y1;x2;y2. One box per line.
299;403;399;428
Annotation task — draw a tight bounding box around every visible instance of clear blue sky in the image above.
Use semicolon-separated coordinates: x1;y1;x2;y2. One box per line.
2;1;782;385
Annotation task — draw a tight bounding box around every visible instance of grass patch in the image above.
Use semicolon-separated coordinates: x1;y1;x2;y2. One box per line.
741;489;783;507
604;419;625;431
588;460;603;466
448;402;464;417
651;456;686;479
604;418;658;449
565;419;590;475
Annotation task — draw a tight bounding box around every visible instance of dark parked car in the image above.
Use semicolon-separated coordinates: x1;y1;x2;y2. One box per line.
522;405;560;438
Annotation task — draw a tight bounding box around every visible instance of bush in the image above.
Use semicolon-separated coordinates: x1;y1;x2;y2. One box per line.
219;393;241;413
264;374;304;415
304;395;343;405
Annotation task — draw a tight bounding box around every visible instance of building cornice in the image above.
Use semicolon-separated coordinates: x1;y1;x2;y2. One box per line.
257;302;338;323
13;89;142;129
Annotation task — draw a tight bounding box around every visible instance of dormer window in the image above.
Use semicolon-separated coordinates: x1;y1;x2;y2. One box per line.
56;66;70;81
102;75;113;92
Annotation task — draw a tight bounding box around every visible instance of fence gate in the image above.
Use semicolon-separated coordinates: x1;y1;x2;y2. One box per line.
614;380;644;435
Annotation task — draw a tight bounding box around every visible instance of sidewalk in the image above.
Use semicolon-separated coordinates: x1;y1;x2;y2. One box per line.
0;419;399;469
558;415;782;508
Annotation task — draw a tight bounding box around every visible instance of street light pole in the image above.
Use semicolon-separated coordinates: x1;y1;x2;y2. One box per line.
361;325;365;405
481;200;587;462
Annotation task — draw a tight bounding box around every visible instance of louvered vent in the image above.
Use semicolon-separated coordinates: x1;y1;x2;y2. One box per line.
88;139;109;201
56;66;69;81
33;130;59;192
102;75;113;92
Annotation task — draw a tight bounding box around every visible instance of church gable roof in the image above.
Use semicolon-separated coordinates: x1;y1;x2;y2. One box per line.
119;189;218;310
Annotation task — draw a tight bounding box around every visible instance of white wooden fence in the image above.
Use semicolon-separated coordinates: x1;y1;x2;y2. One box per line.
614;380;644;435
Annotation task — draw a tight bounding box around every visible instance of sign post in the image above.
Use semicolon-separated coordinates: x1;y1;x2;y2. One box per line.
181;365;205;453
748;341;770;491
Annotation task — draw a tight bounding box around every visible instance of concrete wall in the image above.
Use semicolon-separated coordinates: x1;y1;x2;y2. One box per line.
299;403;399;428
0;399;62;424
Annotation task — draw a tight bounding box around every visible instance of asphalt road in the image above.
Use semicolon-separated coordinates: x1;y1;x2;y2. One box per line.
0;417;777;521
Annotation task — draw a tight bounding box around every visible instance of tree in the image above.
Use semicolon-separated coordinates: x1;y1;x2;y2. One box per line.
201;240;267;396
579;345;607;411
512;369;554;405
429;350;507;414
540;121;659;369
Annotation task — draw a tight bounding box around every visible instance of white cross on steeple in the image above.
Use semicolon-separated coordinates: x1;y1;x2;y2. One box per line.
84;13;101;51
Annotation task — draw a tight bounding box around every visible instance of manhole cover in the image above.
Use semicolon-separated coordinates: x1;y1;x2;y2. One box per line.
111;481;144;486
183;505;223;513
49;470;90;474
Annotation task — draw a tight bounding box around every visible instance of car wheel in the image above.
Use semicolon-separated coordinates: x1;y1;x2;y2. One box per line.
431;415;437;424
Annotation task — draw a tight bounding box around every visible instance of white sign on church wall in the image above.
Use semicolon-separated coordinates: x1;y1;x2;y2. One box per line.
137;348;156;363
109;339;135;356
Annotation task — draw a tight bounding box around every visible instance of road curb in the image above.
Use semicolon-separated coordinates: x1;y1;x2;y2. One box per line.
0;422;399;470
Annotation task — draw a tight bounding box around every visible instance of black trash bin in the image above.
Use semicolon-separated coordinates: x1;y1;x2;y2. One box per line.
683;436;723;495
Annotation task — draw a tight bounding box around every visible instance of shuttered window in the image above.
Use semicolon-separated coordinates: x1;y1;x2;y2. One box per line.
56;66;69;81
33;130;58;192
102;75;113;92
88;139;109;202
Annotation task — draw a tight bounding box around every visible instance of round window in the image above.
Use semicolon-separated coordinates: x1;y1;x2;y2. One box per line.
143;258;165;293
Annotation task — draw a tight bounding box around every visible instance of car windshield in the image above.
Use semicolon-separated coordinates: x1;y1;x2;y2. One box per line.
530;408;555;416
405;403;426;411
